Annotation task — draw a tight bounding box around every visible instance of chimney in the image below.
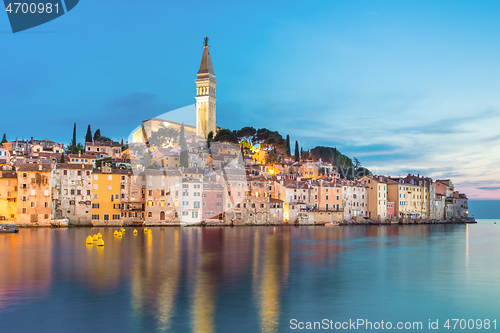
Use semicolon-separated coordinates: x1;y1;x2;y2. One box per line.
38;163;42;171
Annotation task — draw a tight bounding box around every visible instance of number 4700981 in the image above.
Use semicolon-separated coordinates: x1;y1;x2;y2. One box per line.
5;2;59;14
444;319;496;330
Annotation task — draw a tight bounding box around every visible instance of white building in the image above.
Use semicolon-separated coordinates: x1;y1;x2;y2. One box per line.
181;178;202;224
342;181;368;220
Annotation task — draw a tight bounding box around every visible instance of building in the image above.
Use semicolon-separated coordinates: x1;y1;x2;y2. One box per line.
360;175;388;222
202;178;224;220
195;39;217;138
68;152;96;166
181;177;203;224
387;201;395;220
342;180;368;220
91;165;123;225
0;171;17;222
53;163;93;225
387;177;428;219
85;141;122;159
16;163;52;225
121;172;145;224
144;169;181;224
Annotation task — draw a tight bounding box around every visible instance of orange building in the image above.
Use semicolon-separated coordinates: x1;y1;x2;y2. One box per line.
0;171;17;222
91;165;122;225
16;164;52;225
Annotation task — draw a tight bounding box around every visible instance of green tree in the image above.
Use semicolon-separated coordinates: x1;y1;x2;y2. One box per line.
294;141;299;162
213;128;238;144
285;135;291;157
60;152;65;163
1;133;7;144
85;125;92;143
206;131;213;149
237;126;256;144
149;127;178;148
179;123;189;168
93;129;101;142
71;123;77;147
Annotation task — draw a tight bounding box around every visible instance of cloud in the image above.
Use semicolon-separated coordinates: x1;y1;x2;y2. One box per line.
478;187;500;191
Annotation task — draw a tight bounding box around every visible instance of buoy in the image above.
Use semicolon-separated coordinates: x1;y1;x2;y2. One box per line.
121;228;125;233
86;235;93;244
97;238;104;246
144;228;148;233
97;232;102;238
92;234;98;241
117;231;122;238
114;230;118;236
133;229;138;235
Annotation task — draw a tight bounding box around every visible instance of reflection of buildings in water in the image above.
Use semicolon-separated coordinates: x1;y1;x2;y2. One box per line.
156;229;181;331
252;229;291;333
189;227;226;333
0;229;52;311
190;252;216;333
130;228;182;332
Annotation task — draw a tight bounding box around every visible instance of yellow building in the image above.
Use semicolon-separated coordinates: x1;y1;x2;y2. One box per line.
16;164;52;225
68;152;96;166
387;177;428;218
0;171;17;222
359;175;388;222
91;165;123;225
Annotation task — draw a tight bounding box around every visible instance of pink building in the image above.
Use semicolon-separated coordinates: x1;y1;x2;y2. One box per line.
387;201;395;220
202;180;224;220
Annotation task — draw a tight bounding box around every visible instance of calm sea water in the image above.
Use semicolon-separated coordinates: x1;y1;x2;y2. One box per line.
0;220;499;332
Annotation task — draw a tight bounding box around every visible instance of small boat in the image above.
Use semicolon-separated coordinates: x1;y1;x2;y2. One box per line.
0;225;19;233
325;222;340;226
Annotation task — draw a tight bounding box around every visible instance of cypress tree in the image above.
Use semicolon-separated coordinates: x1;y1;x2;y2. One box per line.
333;147;337;167
207;131;213;149
93;129;101;142
286;135;291;157
60;152;65;163
85;125;93;143
71;123;77;147
1;133;7;144
294;141;299;162
179;123;189;168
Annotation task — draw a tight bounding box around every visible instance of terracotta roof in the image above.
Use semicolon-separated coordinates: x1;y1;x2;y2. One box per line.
85;141;121;147
68;154;96;159
0;171;17;179
17;163;52;172
56;163;93;170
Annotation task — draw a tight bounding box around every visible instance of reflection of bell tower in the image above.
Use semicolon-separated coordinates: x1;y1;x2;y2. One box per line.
196;37;217;139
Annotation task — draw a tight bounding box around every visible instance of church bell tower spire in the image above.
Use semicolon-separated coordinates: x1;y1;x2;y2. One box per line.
196;37;217;139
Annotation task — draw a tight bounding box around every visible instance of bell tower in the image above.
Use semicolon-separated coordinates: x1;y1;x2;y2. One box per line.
196;37;217;139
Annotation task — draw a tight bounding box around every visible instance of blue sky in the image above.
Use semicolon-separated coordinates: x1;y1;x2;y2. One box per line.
1;0;500;202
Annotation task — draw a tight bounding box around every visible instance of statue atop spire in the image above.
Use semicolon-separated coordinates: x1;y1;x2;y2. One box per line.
204;36;209;47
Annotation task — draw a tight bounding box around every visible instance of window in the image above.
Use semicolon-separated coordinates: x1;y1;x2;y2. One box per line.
192;211;198;218
112;214;120;220
31;202;37;208
108;186;112;190
194;201;199;208
160;200;165;207
94;184;98;190
63;170;67;175
22;208;27;214
104;214;109;220
94;174;98;180
92;214;99;220
183;201;188;206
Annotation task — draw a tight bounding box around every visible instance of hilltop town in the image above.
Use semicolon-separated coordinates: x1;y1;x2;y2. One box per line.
0;41;470;227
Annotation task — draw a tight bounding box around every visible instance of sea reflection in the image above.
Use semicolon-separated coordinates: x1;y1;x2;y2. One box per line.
0;229;52;311
1;223;492;333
